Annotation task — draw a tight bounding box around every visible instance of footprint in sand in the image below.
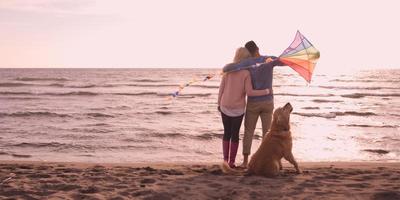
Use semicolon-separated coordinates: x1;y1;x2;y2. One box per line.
18;165;34;170
207;182;222;187
109;196;125;200
35;165;53;170
298;180;318;187
379;173;391;177
112;183;130;189
26;173;52;179
142;166;157;172
372;191;400;200
160;169;184;175
79;186;100;194
42;183;82;192
70;193;97;200
345;183;370;188
55;167;83;173
146;192;174;200
360;175;375;180
141;178;156;184
132;189;154;197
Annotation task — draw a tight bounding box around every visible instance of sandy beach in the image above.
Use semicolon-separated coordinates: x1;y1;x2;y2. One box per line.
0;161;399;200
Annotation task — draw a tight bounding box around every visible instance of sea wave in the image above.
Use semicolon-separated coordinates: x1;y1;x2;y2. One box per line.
121;138;153;143
141;132;224;140
0;96;42;100
11;154;32;158
318;85;399;90
114;92;158;96
0;91;34;95
127;83;179;88
86;113;115;118
16;77;69;81
65;83;176;88
339;124;398;128
0;82;33;87
274;84;303;88
47;91;99;96
178;93;213;97
0;91;178;97
293;111;377;119
192;85;220;89
0;82;177;89
330;79;400;83
138;132;188;140
292;112;337;119
125;83;217;89
70;128;114;133
68;84;97;88
334;111;376;116
0;91;98;96
12;142;70;148
275;93;334;97
302;107;320;110
155;111;173;115
131;79;166;83
341;93;400;98
194;133;224;140
0;82;92;88
12;82;386;91
312;99;344;103
47;83;64;87
77;83;211;88
8;142;100;152
0;111;118;118
362;149;390;154
6;141;178;152
0;111;71;118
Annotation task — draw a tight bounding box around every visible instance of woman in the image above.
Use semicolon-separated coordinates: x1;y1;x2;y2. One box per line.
218;47;270;168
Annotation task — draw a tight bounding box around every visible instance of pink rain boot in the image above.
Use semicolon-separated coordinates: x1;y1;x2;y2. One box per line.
229;141;239;168
223;140;230;162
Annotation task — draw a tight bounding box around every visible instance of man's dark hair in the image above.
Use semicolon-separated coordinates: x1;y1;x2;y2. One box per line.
245;41;259;55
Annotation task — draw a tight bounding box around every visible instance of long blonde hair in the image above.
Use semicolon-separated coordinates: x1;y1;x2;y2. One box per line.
233;47;251;63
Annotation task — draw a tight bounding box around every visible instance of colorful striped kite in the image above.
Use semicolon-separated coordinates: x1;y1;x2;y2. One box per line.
279;31;320;83
169;31;319;98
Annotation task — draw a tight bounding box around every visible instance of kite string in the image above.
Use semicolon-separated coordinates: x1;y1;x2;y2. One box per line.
1;173;16;185
168;70;222;99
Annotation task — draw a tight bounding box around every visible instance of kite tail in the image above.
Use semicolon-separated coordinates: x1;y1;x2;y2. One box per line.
168;70;222;99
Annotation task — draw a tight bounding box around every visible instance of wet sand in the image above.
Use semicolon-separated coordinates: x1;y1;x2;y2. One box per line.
0;161;399;200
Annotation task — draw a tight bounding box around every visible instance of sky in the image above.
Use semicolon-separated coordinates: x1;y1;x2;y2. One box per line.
1;0;399;73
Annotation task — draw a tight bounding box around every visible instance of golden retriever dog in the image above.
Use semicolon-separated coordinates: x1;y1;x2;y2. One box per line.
220;103;301;176
247;103;301;177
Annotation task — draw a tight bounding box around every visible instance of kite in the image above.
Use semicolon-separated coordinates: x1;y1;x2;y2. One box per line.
279;30;320;83
169;31;319;98
222;31;320;83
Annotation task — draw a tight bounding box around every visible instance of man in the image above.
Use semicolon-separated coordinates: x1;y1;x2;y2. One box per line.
223;41;285;168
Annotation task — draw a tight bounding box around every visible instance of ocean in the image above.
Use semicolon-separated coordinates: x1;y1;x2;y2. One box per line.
0;68;399;163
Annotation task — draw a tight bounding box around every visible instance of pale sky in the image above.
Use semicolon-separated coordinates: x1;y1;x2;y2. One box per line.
1;0;399;73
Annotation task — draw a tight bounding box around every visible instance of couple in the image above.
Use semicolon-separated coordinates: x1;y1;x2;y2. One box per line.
218;41;285;168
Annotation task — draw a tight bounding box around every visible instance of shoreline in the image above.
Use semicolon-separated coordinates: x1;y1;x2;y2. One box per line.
2;159;400;167
1;161;399;199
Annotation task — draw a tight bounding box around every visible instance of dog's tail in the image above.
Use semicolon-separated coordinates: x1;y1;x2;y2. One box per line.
220;161;242;175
